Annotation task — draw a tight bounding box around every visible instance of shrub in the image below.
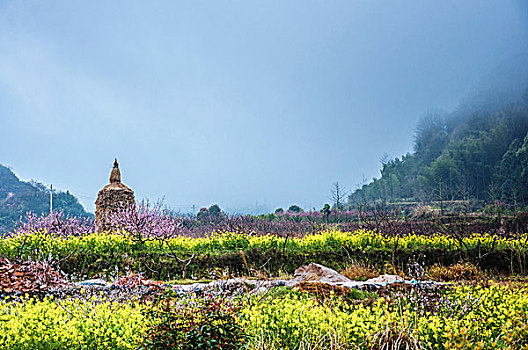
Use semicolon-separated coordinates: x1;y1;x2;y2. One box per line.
287;205;303;213
141;290;247;350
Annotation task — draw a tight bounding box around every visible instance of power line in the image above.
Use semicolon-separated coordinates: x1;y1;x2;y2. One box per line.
49;184;97;200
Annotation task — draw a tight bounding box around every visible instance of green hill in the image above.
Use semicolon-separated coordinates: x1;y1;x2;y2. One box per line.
349;55;528;210
0;164;91;234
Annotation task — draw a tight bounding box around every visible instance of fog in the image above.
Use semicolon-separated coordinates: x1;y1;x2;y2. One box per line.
0;0;527;213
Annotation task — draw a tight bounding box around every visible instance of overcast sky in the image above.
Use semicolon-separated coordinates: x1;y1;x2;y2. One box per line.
1;1;527;213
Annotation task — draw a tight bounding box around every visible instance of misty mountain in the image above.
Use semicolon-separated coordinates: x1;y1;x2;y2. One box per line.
457;54;528;115
0;164;91;233
349;56;528;209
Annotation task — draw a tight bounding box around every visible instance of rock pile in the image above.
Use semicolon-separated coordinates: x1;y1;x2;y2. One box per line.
287;263;445;291
0;258;67;294
287;262;353;286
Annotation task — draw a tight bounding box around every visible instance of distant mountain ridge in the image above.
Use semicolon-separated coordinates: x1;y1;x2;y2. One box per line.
0;164;91;233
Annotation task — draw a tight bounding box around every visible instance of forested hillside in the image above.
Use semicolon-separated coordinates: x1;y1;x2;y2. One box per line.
349;56;528;209
0;164;91;233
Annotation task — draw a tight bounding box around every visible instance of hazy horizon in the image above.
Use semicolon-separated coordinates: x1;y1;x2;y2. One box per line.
1;1;527;214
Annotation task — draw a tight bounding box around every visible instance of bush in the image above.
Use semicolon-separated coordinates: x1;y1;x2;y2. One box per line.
142;290;247;350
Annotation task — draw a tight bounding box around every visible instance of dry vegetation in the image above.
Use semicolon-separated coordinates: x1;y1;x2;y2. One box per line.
340;261;380;281
427;262;484;282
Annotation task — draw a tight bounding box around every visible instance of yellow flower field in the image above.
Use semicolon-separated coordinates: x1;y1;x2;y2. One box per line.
1;284;527;349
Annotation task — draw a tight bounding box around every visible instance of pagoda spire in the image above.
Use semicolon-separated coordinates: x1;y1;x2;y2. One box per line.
109;158;121;183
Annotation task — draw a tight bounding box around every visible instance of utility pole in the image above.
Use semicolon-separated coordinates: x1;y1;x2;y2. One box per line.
50;184;53;214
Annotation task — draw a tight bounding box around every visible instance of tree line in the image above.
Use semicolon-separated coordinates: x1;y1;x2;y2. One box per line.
349;86;528;212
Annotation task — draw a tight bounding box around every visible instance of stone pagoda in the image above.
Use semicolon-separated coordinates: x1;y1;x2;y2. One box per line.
95;159;135;232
